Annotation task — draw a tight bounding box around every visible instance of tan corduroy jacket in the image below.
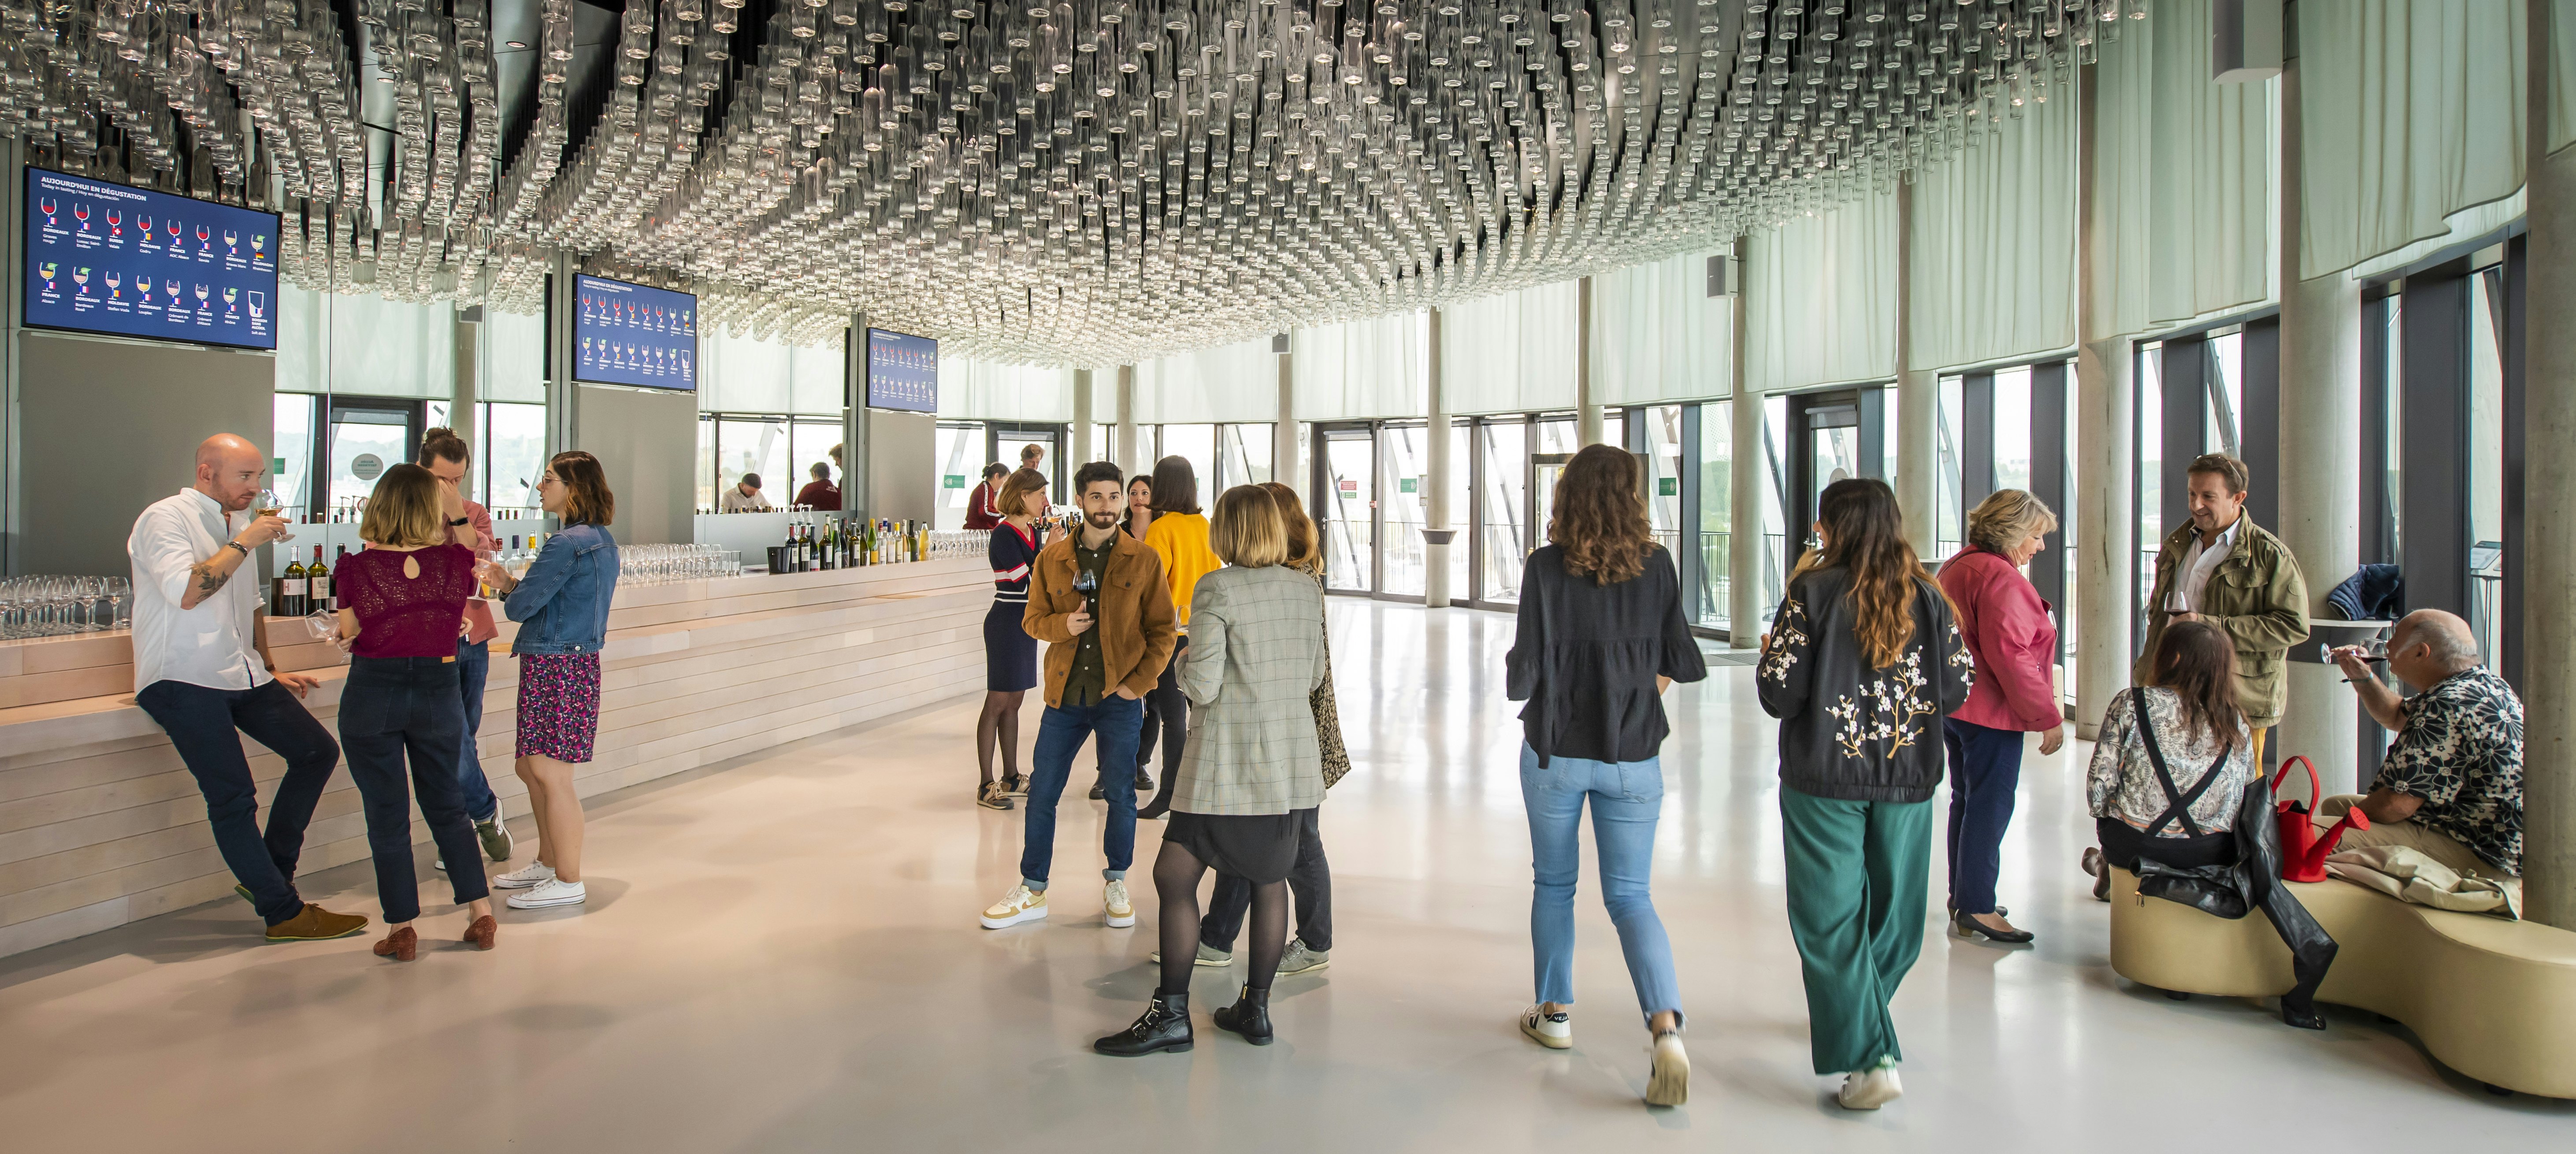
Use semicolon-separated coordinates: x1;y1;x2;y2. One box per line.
2132;515;2309;730
1023;528;1178;709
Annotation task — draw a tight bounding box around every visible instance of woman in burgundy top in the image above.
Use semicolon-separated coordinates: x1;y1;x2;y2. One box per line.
964;462;1009;531
1936;489;2064;946
331;463;496;959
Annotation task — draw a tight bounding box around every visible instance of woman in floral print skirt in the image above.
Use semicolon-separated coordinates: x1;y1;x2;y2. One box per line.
1756;478;1972;1111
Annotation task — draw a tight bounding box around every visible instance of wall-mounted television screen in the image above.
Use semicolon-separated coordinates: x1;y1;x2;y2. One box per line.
22;167;282;352
575;273;697;390
866;327;938;413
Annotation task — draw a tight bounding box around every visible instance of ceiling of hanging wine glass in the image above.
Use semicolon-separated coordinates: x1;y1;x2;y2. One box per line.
0;0;2145;362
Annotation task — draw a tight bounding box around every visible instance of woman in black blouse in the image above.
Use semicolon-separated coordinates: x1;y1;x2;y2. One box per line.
1504;444;1707;1108
1756;478;1972;1111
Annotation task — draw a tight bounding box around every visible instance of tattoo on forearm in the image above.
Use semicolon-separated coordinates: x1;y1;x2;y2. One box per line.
189;561;231;596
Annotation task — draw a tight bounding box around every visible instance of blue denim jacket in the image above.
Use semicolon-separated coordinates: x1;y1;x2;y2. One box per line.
504;522;620;655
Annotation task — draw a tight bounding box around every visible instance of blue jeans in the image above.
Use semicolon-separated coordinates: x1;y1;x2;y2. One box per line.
1520;744;1683;1024
1019;695;1145;889
1943;718;2025;916
456;638;498;822
136;678;341;927
339;657;488;924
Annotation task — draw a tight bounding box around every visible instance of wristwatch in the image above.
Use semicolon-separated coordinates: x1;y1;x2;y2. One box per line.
224;540;252;557
449;516;472;527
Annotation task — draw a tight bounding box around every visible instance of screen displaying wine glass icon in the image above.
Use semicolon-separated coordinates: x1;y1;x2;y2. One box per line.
136;213;152;240
247;291;264;319
223;230;238;255
72;267;89;294
104;271;121;298
37;197;56;226
73;204;89;231
165;219;180;247
136;276;152;302
195;225;210;251
223;287;238;313
37;262;56;291
250;234;266;257
106;209;122;237
193;283;210;309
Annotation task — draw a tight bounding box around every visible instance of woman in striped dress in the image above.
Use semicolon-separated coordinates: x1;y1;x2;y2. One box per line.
977;468;1051;810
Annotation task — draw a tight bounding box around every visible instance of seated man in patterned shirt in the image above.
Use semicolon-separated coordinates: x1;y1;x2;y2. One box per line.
2327;609;2524;895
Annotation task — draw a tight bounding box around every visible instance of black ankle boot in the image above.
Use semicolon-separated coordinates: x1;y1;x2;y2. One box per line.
1212;984;1274;1046
1094;991;1193;1056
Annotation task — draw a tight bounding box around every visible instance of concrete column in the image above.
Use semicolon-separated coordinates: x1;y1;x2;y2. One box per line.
2273;53;2364;790
843;314;868;516
544;250;577;461
1727;239;1765;646
1274;341;1298;489
1892;180;1938;558
1070;367;1094;465
2073;60;2136;741
1113;365;1137;473
1577;275;1603;445
1425;307;1454;608
2521;0;2576;927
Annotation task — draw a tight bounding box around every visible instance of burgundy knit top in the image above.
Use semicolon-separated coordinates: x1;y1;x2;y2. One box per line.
334;544;476;659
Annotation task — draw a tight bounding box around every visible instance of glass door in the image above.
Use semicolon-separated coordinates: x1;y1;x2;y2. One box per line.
1379;424;1430;597
989;423;1067;507
321;400;423;521
1316;427;1377;592
1528;453;1572;555
1475;419;1529;604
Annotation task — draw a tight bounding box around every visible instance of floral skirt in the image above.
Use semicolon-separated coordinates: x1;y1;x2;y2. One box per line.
515;652;603;763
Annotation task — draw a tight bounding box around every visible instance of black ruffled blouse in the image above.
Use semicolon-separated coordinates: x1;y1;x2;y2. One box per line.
1507;545;1708;767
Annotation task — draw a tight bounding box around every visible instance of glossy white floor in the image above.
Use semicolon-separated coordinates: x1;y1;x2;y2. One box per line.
2;601;2568;1152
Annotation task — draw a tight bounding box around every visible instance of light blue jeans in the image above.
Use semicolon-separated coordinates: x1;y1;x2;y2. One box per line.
1520;743;1684;1026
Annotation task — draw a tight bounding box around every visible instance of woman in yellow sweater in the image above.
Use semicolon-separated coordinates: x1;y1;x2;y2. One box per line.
1136;456;1221;820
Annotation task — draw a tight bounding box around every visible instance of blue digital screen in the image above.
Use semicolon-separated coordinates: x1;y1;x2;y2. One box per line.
866;327;939;412
22;167;280;352
575;273;697;390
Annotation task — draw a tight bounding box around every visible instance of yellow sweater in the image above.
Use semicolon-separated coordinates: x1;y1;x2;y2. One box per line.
1144;513;1221;631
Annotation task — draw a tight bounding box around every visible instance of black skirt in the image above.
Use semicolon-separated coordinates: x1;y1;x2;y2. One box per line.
984;599;1037;692
1165;809;1310;885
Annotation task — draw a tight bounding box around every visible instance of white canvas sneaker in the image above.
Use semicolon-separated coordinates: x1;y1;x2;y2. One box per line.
1646;1031;1690;1107
1103;879;1136;928
505;878;587;909
492;861;557;890
1837;1063;1904;1110
981;884;1049;929
1520;1006;1573;1050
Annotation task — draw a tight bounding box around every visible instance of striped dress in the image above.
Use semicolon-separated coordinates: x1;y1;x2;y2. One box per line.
983;522;1040;692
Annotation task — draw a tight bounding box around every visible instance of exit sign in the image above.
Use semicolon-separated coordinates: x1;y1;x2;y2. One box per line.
1399;477;1418;494
1659;477;1678;496
943;474;967;489
1338;479;1358;494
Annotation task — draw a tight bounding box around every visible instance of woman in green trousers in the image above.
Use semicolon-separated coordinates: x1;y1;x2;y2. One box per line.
1756;479;1972;1110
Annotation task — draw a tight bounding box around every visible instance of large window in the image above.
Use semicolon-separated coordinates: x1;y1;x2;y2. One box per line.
1380;424;1431;596
1993;367;2032;495
2135;340;2166;645
2468;264;2507;664
1644;405;1684;561
1156;423;1219;501
701;415;843;511
481;403;546;516
936;423;984;529
1219;423;1275;490
1696;400;1732;630
1936;375;1964;555
1477;420;1529;602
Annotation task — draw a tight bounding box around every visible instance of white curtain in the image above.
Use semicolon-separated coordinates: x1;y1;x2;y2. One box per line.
2299;0;2526;280
275;286;456;399
1294;312;1425;420
1438;281;1579;415
480;307;546;403
791;338;843;414
2091;0;2277;340
1139;334;1281;423
1592;250;1733;404
1745;188;1897;393
694;331;842;415
1912;89;2080;370
939;359;1074;421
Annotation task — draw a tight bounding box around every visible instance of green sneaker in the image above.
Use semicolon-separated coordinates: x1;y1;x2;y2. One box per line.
475;812;516;862
1277;940;1330;976
1150;942;1234;968
234;883;255;907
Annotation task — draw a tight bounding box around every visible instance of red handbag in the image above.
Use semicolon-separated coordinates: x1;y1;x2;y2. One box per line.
2273;754;2368;883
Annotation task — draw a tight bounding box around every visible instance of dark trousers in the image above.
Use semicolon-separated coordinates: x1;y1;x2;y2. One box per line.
1942;717;2024;916
1201;807;1333;953
1022;695;1145;887
456;638;498;821
339;657;490;924
137;678;341;927
1123;635;1188;783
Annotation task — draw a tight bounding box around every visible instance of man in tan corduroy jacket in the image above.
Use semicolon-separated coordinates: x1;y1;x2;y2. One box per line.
2133;453;2310;763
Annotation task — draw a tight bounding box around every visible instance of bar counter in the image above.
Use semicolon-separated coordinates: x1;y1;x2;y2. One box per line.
0;558;992;958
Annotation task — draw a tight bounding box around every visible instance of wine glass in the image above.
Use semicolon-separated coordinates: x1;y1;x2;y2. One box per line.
195;224;210;250
252;488;293;542
0;578;25;639
106;208;121;237
38;197;56;226
71;576;103;631
73;203;89;230
105;577;130;630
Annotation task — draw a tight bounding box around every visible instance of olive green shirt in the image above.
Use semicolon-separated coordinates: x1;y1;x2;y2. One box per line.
1061;532;1117;707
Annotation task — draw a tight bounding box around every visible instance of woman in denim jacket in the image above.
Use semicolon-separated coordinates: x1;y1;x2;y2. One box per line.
475;451;621;912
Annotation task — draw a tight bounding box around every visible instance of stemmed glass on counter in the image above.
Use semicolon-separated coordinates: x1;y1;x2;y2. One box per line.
0;575;131;639
613;545;743;587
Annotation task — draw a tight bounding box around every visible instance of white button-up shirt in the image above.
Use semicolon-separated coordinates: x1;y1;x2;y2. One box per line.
2170;516;2242;616
127;489;270;694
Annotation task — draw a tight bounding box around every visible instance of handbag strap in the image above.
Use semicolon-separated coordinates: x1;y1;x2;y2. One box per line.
2133;687;2227;839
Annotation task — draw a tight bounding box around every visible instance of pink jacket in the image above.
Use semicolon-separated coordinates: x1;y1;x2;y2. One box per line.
1938;547;2061;732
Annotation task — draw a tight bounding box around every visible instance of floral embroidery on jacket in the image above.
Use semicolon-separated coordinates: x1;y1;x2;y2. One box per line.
1823;650;1942;758
1759;598;1809;684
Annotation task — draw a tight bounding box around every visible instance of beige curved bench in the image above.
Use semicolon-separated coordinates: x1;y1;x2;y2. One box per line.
2108;867;2576;1099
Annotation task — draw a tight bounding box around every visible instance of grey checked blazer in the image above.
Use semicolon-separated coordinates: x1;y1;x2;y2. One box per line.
1173;564;1330;816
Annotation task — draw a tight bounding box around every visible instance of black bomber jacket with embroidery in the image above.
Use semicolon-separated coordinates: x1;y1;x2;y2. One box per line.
1756;566;1975;804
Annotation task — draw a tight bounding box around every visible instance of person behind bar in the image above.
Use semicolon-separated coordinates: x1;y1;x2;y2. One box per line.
719;472;772;512
794;462;841;512
128;434;369;943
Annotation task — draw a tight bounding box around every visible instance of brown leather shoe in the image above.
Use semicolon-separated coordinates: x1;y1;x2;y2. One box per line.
265;903;369;942
462;915;497;951
371;926;419;961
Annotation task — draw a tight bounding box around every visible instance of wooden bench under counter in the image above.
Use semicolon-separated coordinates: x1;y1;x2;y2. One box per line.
0;558;993;959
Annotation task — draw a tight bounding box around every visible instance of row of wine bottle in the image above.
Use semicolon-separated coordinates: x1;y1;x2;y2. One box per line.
777;513;927;573
270;536;549;618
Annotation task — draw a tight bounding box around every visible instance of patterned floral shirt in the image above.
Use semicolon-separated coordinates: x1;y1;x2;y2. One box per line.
2087;687;2255;836
2374;665;2524;874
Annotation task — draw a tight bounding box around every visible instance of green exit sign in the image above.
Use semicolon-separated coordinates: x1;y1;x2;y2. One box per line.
1658;477;1678;496
943;474;967;489
1399;477;1418;494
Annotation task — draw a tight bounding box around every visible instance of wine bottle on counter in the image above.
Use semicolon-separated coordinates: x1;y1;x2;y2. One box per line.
276;552;307;618
307;545;331;615
331;545;349;611
821;516;840;571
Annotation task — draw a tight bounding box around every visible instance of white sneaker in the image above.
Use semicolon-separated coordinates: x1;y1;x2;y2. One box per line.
1646;1031;1691;1107
1103;879;1136;928
980;884;1048;929
505;878;587;909
1837;1063;1904;1110
1520;1005;1573;1050
492;861;557;890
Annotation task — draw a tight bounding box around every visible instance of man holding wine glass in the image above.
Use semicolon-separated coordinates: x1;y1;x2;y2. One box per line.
126;434;369;944
2326;610;2525;904
2132;453;2310;766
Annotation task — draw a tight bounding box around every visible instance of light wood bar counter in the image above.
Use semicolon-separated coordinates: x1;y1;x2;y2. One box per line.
0;558;991;957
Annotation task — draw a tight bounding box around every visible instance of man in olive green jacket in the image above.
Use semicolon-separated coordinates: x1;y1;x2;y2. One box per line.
2132;453;2310;760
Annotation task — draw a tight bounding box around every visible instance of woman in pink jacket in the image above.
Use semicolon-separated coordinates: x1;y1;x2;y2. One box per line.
1938;490;2063;945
